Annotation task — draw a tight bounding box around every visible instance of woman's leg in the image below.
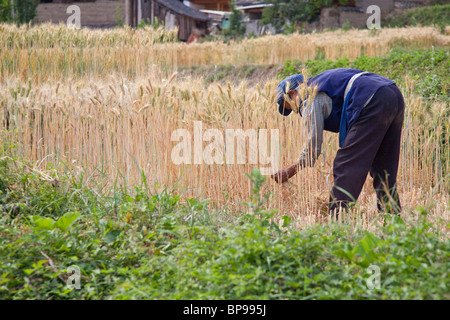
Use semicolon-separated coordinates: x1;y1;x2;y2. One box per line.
329;85;402;213
369;85;404;213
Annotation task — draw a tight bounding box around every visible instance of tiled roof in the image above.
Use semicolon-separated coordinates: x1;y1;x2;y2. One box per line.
156;0;210;21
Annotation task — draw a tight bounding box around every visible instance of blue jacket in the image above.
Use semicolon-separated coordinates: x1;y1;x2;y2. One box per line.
308;68;394;140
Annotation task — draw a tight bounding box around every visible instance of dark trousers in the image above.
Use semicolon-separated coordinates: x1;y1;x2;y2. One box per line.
329;84;405;214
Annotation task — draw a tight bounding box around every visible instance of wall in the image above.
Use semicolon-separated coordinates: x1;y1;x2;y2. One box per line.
320;8;341;29
245;20;276;36
394;0;431;9
35;1;126;27
340;10;368;28
358;0;395;13
320;1;399;30
148;2;208;41
320;7;368;29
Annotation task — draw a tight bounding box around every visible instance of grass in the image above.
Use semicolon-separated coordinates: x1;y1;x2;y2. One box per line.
278;47;450;101
178;47;449;100
179;64;276;86
0;157;448;299
386;4;450;31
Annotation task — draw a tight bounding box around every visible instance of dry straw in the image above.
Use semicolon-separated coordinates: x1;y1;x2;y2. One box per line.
1;73;448;231
1;24;449;81
0;24;448;231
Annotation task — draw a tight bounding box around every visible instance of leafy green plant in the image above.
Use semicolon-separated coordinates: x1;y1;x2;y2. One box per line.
0;0;12;22
386;4;450;29
261;0;333;31
115;6;124;28
30;211;81;232
137;16;163;30
342;19;351;32
12;0;39;24
0;155;448;300
277;47;449;102
223;1;246;38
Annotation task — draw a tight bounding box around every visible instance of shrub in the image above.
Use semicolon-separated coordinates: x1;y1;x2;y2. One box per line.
0;0;12;22
386;4;450;29
13;0;40;24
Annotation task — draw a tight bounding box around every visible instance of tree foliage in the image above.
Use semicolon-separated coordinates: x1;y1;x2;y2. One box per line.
13;0;40;24
261;0;334;31
0;0;12;22
223;1;246;37
0;0;40;24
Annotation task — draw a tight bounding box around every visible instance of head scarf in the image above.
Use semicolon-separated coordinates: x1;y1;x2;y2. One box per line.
276;74;304;116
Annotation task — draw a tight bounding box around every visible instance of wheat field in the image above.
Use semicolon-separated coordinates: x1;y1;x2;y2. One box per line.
1;24;449;81
0;24;449;231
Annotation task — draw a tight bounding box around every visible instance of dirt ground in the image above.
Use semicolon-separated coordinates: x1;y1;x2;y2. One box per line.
178;64;281;87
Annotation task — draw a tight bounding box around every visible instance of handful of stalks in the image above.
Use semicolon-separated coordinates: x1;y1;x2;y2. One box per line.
315;195;330;216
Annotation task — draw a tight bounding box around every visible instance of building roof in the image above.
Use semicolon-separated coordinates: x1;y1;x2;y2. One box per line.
237;4;273;11
187;0;230;11
156;0;210;21
236;0;267;5
200;10;230;17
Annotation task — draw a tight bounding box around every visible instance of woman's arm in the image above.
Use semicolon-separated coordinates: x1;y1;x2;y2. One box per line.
272;93;331;183
271;162;300;183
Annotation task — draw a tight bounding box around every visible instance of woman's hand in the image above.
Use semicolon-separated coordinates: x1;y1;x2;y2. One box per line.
271;169;290;184
271;163;299;184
